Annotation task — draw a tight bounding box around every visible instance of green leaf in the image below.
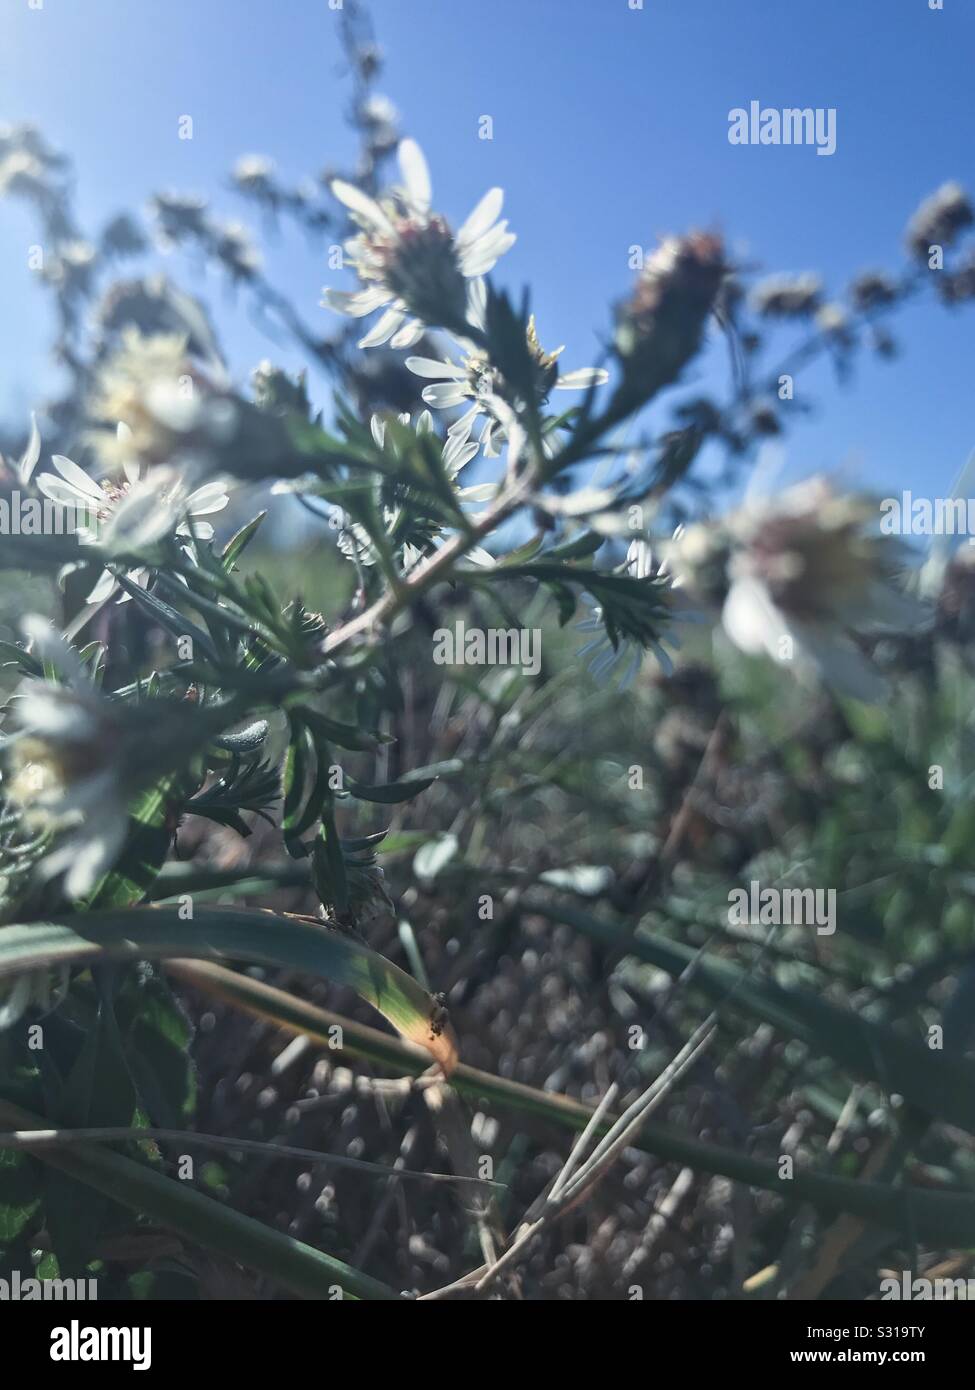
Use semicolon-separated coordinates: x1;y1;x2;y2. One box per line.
282;720;314;835
0;1098;397;1301
535;530;604;563
85;777;179;911
113;573;220;664
346;760;460;805
0;906;457;1072
288;746;332;842
212;720;269;755
221;511;267;570
0;641;43;677
118;969;197;1129
299;706;393;753
46;987;137;1274
312;815;349;917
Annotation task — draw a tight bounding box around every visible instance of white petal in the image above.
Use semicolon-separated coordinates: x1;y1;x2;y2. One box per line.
465;277;488;332
390;318;424;348
185;481;230;515
86;569;119;605
0;975;33;1030
457;188;504;246
401;542;423;572
371;415;387;448
422;382;469;408
855;580;927;632
17;413;41;485
397;139;432;215
62;601;108;642
103;472;180;550
51;456;104;500
722;577;789;657
36;475;99;509
555;368;609;390
177;519;215;540
358;307;405;348
406;356;466;380
481;420;501;457
458;482;498;502
330;179;394;233
464;546;496;569
322;286;393;317
448;404;481;439
459;225;516;277
18;684;97;738
792;624;886;702
443;433;479;472
626;539;654;579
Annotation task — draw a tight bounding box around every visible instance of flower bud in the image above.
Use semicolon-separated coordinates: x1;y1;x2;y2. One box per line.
613;233;728;406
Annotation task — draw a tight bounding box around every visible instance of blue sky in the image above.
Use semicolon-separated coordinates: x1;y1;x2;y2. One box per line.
1;0;973;498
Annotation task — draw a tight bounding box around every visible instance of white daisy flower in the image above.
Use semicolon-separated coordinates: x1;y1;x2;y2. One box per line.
668;477;925;701
35;424;230;615
406;310;607;458
322;138;516;348
3;618;131;899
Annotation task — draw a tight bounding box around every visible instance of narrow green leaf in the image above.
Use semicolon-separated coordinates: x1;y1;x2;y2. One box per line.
299;706;393;753
0;1098;398;1300
346;760;460;805
0;906;457;1072
221;511;267;570
85;777;178;910
113;573;220;664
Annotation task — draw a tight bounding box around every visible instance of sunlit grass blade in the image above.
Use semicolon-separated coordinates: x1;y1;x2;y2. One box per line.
0;907;457;1073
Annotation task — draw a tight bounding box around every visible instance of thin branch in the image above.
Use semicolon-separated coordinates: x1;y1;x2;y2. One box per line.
549;1083;619;1201
469;1016;718;1297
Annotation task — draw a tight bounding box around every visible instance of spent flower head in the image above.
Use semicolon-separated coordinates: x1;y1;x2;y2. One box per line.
614;232;728;405
906;182;974;260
